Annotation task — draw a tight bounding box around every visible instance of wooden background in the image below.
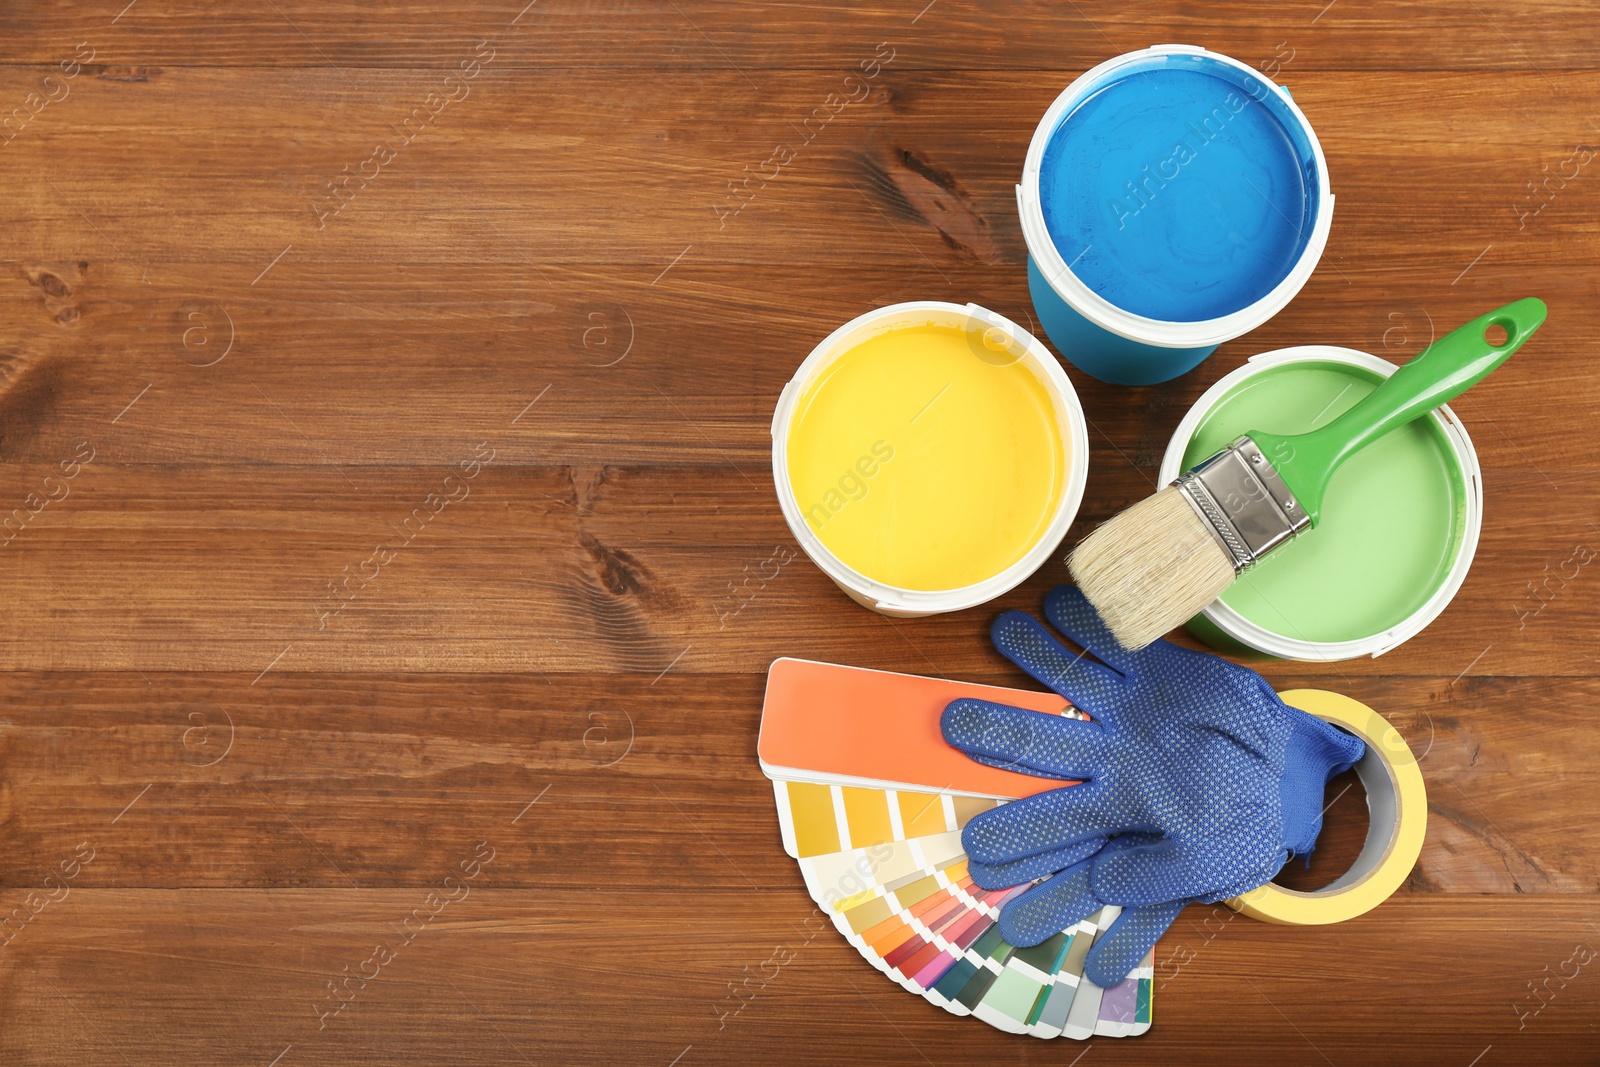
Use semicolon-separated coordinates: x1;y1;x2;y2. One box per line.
1;1;1597;1063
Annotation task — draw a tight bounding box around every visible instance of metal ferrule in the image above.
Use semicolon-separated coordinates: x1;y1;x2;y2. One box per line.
1173;435;1313;574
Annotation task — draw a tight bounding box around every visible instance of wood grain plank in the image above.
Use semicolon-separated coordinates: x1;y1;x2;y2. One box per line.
0;458;1592;673
0;259;1590;457
0;672;1594;891
0;69;1593;271
0;891;1596;1065
0;0;1597;71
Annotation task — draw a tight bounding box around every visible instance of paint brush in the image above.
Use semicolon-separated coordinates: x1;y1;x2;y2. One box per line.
1069;298;1547;650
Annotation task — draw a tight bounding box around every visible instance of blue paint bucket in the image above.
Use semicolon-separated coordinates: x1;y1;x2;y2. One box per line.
1017;45;1334;385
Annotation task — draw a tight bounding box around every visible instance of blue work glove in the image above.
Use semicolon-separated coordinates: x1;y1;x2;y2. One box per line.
941;586;1364;988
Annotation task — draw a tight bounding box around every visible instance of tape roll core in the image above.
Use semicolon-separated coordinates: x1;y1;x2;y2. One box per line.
1228;689;1427;925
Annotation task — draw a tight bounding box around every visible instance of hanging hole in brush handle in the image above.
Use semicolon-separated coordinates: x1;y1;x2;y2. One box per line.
1253;297;1547;524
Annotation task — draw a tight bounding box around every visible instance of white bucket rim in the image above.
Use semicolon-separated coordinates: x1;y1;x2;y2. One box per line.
771;301;1091;618
1017;44;1335;350
1157;345;1483;660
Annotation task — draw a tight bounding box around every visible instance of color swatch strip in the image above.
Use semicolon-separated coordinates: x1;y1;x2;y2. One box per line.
772;779;1153;1038
772;778;998;860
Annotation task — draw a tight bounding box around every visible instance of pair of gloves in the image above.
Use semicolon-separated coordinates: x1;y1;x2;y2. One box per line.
941;586;1364;988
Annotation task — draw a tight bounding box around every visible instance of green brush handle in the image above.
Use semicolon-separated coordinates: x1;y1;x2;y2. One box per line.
1251;297;1547;524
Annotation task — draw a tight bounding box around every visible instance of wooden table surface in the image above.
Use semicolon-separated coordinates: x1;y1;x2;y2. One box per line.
2;1;1598;1063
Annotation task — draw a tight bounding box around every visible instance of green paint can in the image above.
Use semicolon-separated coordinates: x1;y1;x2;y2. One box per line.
1160;346;1482;661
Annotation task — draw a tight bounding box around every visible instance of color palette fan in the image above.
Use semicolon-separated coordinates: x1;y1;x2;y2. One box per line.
759;658;1153;1039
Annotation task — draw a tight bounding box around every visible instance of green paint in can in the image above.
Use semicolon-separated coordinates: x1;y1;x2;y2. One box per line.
1169;347;1479;659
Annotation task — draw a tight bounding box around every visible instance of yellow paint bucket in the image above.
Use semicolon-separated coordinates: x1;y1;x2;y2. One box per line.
772;302;1090;616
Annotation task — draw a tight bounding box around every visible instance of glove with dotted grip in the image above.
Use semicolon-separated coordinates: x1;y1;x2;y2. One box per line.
941;585;1364;987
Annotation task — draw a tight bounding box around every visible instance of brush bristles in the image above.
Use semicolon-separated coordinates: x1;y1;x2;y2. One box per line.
1067;486;1237;651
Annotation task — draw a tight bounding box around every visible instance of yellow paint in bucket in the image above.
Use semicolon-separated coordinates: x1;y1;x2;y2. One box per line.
784;322;1067;591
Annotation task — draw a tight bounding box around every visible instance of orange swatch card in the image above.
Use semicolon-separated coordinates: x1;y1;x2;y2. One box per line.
757;657;1080;800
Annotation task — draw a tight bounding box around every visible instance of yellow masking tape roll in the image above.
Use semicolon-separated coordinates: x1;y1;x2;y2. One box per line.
1227;689;1427;925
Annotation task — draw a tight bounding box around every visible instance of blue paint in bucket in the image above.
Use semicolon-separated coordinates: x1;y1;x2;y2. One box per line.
1017;46;1333;385
1041;68;1317;321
